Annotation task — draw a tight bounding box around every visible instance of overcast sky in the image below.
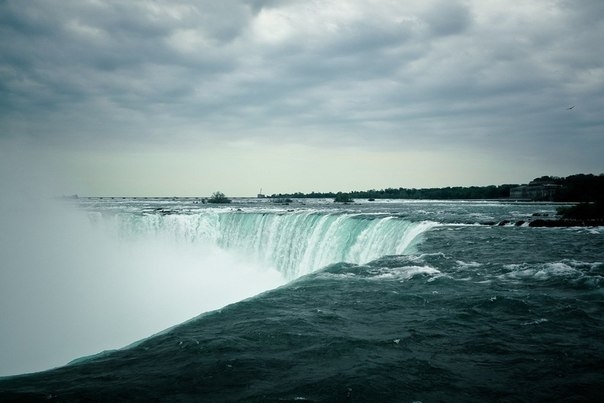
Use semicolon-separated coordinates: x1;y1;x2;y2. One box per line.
1;0;603;196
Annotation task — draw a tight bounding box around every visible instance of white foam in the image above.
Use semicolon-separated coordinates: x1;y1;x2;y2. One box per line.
369;265;442;281
521;318;549;326
501;261;585;282
456;260;483;269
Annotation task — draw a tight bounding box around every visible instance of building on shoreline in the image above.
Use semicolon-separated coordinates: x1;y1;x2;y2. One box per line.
510;183;561;201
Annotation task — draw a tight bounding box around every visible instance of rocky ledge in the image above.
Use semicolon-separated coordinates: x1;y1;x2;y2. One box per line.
482;218;603;227
487;202;604;227
527;218;604;227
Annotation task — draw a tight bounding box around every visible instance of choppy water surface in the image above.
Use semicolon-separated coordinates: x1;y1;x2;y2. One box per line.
0;198;602;401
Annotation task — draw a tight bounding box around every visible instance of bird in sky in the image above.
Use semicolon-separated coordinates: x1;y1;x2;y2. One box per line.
567;105;575;110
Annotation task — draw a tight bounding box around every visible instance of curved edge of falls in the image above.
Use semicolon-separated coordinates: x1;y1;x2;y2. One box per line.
95;210;438;279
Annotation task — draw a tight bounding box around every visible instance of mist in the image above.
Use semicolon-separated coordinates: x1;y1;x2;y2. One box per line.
0;143;285;376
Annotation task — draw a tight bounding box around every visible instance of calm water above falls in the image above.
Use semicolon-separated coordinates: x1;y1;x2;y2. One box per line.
0;198;602;401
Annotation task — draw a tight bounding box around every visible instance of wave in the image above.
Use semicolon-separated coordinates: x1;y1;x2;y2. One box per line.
499;260;603;288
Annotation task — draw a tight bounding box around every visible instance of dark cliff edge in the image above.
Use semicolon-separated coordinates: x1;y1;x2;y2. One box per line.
487;201;604;227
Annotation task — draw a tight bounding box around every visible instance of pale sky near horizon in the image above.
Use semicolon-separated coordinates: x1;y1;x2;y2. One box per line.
1;0;603;197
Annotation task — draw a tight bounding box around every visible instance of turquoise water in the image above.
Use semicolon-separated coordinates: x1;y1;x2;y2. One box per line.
1;198;602;401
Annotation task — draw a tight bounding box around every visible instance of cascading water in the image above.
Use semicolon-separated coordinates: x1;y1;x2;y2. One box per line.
96;210;436;279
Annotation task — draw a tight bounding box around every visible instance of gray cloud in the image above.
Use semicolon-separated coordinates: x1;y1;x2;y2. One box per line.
423;1;471;36
0;0;603;176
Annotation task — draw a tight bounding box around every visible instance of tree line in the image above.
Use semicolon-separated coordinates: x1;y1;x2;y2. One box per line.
270;173;604;202
272;185;517;200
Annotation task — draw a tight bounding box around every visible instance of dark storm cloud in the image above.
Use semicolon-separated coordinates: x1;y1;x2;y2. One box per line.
0;0;602;170
0;1;251;143
422;1;471;36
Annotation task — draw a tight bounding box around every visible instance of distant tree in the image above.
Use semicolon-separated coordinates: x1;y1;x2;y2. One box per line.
207;191;231;204
334;192;353;203
554;174;604;202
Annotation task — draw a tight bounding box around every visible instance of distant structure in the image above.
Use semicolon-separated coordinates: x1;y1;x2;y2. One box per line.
257;188;266;198
510;180;561;201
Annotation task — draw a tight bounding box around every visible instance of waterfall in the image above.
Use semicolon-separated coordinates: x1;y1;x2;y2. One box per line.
98;210;435;279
